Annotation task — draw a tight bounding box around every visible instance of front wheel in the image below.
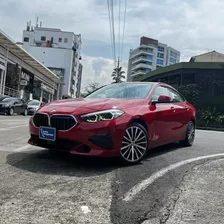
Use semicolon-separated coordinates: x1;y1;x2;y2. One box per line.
180;120;195;146
120;122;149;165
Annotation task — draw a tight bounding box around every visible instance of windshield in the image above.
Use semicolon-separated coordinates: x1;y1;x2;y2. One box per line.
1;98;15;102
28;101;40;106
85;83;153;99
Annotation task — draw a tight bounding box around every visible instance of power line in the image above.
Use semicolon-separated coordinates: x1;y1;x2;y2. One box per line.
110;0;116;67
120;0;127;61
118;0;121;61
107;0;114;65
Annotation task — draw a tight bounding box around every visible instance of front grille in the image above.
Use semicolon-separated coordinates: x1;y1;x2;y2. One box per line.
33;113;49;127
50;115;77;131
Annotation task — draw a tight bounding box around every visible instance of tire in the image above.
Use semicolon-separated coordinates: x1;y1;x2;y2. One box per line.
23;109;28;116
120;122;149;165
180;120;195;147
8;108;14;116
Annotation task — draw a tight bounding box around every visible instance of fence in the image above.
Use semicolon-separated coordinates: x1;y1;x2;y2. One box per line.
3;86;19;97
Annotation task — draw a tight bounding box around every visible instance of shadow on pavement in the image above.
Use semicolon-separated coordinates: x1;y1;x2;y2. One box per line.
6;149;120;177
6;143;182;177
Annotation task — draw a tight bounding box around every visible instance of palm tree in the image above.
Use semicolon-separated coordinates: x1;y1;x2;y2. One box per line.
111;66;126;83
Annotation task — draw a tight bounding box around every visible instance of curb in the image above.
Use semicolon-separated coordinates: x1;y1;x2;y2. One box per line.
196;126;224;132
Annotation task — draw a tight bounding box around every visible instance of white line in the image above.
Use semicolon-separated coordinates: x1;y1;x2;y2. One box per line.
123;153;224;202
0;124;28;131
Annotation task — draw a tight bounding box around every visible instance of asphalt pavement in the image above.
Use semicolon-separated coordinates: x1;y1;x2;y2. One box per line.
0;115;224;224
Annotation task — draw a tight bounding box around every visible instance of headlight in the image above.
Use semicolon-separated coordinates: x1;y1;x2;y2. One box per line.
3;104;9;107
81;109;124;123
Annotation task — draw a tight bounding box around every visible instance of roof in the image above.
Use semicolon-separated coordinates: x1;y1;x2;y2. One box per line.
0;29;60;84
189;50;224;62
135;62;224;81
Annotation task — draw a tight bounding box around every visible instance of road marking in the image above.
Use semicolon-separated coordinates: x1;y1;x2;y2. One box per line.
196;129;224;134
123;153;224;202
11;144;40;152
0;124;28;131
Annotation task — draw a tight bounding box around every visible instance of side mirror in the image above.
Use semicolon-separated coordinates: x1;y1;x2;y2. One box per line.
151;95;172;105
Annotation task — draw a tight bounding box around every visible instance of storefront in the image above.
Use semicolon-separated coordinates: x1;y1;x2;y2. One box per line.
0;57;6;95
40;83;55;103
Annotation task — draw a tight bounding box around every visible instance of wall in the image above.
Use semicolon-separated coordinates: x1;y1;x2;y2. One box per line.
27;46;73;95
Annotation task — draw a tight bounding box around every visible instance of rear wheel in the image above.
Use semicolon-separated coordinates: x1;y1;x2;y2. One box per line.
8;108;14;116
23;109;28;116
180;120;195;146
120;122;149;165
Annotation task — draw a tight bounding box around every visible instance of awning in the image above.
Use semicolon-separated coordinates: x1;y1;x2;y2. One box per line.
0;29;60;84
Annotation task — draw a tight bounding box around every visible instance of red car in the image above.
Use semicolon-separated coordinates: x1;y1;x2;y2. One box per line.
28;82;196;165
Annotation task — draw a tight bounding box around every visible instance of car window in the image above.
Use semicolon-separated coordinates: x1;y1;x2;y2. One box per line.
152;86;170;101
168;88;185;103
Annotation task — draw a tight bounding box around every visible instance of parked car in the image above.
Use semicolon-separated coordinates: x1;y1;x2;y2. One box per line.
27;100;44;115
28;82;196;165
0;97;28;116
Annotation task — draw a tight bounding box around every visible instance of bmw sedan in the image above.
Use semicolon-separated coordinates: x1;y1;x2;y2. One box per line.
28;82;196;165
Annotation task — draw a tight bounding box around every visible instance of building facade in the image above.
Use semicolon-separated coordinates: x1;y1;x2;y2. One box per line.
22;22;82;98
0;29;60;103
127;36;180;81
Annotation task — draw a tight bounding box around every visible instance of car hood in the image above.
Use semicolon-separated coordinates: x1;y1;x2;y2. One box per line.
38;98;145;114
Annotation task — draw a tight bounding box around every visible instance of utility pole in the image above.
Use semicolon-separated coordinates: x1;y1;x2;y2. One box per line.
115;57;122;83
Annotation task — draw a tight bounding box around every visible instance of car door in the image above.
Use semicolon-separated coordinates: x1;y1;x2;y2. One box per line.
167;87;192;140
149;85;177;146
13;99;21;113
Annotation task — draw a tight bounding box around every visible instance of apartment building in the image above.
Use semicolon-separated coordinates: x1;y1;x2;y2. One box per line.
127;36;180;81
22;21;82;98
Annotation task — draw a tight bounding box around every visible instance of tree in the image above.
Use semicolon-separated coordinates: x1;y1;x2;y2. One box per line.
82;83;101;96
111;66;125;83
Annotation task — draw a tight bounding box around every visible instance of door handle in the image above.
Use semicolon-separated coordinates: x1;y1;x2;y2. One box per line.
170;106;176;112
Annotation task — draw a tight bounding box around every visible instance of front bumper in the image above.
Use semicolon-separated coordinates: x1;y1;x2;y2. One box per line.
28;114;131;157
0;107;9;114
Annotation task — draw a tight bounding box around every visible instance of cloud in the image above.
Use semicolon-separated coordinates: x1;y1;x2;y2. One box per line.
1;0;224;90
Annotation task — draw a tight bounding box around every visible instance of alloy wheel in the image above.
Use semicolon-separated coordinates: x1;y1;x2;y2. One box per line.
188;121;195;144
9;108;14;116
24;109;27;116
120;125;148;163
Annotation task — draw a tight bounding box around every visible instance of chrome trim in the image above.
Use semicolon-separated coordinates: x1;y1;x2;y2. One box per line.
50;114;78;132
32;112;78;132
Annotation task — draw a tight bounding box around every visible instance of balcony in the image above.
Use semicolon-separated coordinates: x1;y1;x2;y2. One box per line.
131;63;152;71
131;70;146;77
130;50;153;59
132;56;153;65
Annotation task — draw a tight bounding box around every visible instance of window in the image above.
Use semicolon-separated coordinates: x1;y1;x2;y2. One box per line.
86;83;153;99
146;55;153;60
158;46;164;52
41;36;46;41
156;65;163;69
168;88;185;103
64;38;68;43
58;38;62;42
157;53;164;59
170;57;176;64
157;59;164;65
145;68;151;73
23;37;29;42
170;51;177;58
152;86;170;101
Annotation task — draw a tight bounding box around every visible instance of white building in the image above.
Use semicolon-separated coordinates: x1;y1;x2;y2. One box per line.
127;36;180;81
22;21;82;98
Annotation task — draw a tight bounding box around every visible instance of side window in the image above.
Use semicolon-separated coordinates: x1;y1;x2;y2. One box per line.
168;88;185;103
152;86;170;101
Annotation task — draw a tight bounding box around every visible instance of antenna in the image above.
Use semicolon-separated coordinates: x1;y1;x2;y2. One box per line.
40;21;42;27
36;16;39;27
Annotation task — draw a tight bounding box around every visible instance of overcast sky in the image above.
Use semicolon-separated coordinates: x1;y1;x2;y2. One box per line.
0;0;223;90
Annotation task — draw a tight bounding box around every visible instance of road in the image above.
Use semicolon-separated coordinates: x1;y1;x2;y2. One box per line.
0;115;224;224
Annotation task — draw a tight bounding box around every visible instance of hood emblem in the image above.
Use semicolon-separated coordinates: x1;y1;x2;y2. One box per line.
50;109;56;114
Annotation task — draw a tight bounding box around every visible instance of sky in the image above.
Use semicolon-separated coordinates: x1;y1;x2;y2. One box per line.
0;0;224;91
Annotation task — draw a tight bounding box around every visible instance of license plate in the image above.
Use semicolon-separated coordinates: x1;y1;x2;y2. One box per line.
39;126;56;141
